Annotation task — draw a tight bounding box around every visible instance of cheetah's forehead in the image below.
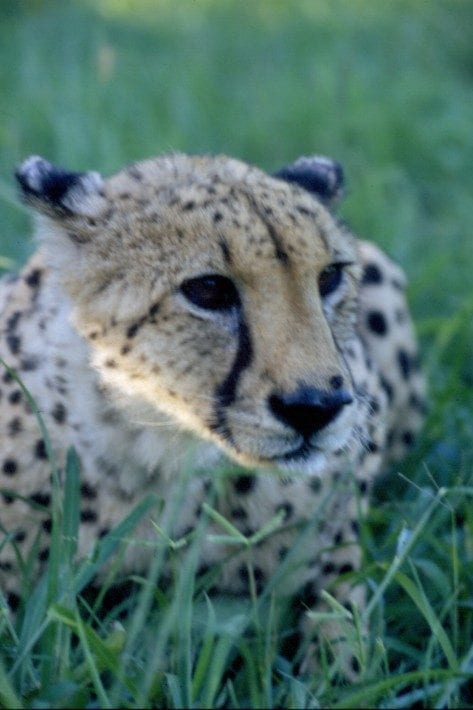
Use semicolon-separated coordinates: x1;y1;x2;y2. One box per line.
101;153;354;272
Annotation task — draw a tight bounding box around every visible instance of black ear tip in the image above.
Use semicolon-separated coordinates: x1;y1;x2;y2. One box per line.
273;155;345;203
15;156;103;213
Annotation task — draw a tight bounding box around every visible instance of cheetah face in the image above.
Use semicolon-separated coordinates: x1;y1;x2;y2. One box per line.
17;153;361;473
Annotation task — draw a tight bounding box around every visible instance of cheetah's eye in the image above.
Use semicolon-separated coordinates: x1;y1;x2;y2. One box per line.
318;263;348;298
180;274;241;311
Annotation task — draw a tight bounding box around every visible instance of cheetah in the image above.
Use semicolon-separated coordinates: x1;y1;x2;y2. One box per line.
0;152;425;633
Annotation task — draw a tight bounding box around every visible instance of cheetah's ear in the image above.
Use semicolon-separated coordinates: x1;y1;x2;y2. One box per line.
15;156;104;218
273;155;344;205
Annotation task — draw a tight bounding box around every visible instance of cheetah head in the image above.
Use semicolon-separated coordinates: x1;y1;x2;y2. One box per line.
17;152;361;473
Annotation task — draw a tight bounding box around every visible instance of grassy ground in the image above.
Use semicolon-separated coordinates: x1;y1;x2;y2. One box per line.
0;0;472;707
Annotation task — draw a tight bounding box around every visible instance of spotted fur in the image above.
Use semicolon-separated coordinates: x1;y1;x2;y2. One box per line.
0;153;425;623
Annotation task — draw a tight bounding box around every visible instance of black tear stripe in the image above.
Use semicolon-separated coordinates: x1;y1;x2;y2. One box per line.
212;315;253;444
243;191;289;266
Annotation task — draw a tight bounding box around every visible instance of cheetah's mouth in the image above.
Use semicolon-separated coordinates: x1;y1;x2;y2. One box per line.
225;433;343;473
273;439;322;463
264;438;331;472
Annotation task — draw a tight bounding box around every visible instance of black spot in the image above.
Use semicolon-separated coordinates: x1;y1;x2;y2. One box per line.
20;356;39;371
0;561;12;571
322;562;336;576
397;349;411;380
409;392;428;415
2;459;18;476
39;548;49;562
127;165;143;182
308;477;322;494
25;269;42;288
233;475;256;495
52;402;67;424
275;502;293;520
15;530;26;543
80;509;98;523
7;417;22;436
35;439;48;460
402;431;414;447
2;492;14;505
182;200;195;211
379;376;394;403
219;239;231;264
391;278;404;291
148;302;160;319
3;371;13;384
351;656;361;674
280;631;303;663
121;344;131;356
6;313;21;342
126;313;147;338
351;520;359;535
42;518;52;534
197;564;210;579
238;564;249;584
30;492;51;507
238;564;265;592
367;311;388;336
68;232;88;245
298;581;320;608
6;334;21;355
297;207;315;218
230;506;247;520
80;483;97;499
7;592;20;612
358;480;368;495
361;263;383;285
330;375;344;390
126;323;139;338
104;359;117;368
334;531;344;545
8;390;22;405
339;563;354;574
278;546;289;560
369;397;380;414
99;527;110;539
366;441;379;454
213;211;223;223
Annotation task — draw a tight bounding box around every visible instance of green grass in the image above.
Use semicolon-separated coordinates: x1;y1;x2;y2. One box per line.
0;0;472;706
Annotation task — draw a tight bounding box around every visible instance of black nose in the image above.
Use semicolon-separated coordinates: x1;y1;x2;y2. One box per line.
268;385;353;438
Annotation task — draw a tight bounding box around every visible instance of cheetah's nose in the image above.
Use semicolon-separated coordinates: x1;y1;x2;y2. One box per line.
268;385;352;439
